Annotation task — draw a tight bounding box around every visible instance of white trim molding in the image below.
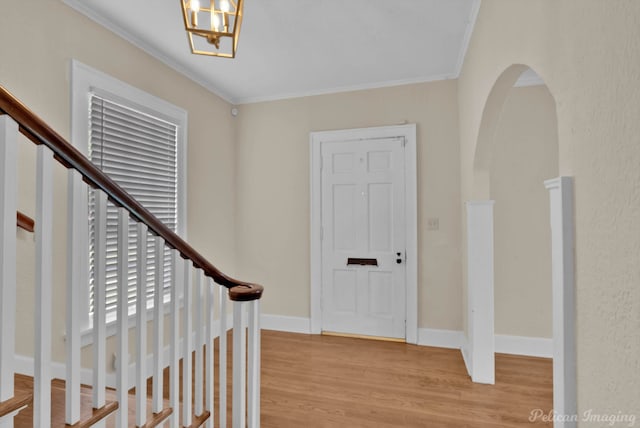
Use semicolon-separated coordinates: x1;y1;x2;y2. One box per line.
260;315;311;334
257;317;552;360
417;329;464;349
454;0;482;77
62;0;234;103
309;124;418;344
495;335;553;358
545;177;577;428
70;60;188;332
465;200;495;384
514;69;545;87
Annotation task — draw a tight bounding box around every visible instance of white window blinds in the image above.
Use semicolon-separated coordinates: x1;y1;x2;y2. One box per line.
88;94;179;318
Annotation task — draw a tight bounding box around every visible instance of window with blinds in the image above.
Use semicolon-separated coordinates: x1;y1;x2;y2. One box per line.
88;94;179;318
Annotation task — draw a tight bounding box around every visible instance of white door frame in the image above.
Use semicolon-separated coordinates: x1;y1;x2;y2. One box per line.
310;124;418;344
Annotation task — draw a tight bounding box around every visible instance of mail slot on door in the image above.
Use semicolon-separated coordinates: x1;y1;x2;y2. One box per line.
347;257;378;266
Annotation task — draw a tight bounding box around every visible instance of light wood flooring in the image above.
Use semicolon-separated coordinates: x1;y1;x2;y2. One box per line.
10;330;552;427
260;331;552;428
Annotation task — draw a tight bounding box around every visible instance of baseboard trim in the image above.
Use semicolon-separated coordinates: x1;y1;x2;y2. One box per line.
460;343;472;377
14;314;236;390
417;328;464;349
495;334;552;358
260;314;311;334
257;318;552;359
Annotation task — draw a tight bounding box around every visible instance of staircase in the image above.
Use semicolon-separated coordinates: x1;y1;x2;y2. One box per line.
0;86;263;427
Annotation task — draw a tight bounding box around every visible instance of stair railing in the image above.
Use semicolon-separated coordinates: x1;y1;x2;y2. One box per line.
0;86;263;428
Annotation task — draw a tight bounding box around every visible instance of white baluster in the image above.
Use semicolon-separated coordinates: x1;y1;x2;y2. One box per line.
247;300;261;428
116;208;129;428
135;223;148;427
194;269;204;417
169;252;182;427
66;169;85;424
92;191;108;416
182;260;193;427
232;301;246;428
0;116;17;423
205;277;215;428
34;145;54;428
152;236;164;413
219;286;227;428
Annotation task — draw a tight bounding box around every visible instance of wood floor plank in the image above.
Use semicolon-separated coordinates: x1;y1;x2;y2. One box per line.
259;331;552;427
10;330;552;427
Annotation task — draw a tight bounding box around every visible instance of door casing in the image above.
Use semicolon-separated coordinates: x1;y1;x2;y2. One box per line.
310;124;418;344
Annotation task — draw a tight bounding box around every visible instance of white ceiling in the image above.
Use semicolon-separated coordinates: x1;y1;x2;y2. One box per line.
63;0;482;104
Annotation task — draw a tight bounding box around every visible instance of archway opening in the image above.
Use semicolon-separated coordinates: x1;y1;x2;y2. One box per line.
491;68;558;351
467;65;565;415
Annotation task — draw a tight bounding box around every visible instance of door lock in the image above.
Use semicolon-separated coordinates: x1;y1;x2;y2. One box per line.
396;252;403;264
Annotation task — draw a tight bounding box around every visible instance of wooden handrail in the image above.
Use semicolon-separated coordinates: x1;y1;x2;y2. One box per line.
17;211;35;233
0;86;262;301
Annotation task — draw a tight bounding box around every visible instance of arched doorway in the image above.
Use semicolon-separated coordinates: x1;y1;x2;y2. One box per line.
464;65;576;426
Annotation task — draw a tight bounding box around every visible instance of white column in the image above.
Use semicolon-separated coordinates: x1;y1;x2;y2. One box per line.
92;191;108;413
182;260;193;427
545;177;577;428
247;300;261;428
169;252;181;427
232;301;246;428
66;169;86;425
194;269;204;417
218;286;228;428
152;236;164;413
0;116;17;414
135;223;148;427
205;278;215;428
34;145;54;428
115;208;129;428
465;201;495;384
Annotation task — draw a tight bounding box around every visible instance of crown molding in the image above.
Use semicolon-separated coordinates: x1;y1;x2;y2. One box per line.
61;0;235;104
63;0;474;105
514;73;545;87
454;0;482;78
236;73;456;105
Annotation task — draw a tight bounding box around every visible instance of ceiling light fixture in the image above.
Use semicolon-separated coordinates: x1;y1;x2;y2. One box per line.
180;0;244;58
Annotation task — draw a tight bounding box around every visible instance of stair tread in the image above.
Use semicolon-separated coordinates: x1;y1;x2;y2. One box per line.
187;410;211;428
140;408;173;428
11;374;207;428
0;391;33;419
65;400;119;428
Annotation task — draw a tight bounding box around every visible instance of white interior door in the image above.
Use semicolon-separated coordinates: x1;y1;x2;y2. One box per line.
321;137;406;339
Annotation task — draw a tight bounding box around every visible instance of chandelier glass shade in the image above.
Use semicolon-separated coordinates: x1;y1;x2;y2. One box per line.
180;0;244;58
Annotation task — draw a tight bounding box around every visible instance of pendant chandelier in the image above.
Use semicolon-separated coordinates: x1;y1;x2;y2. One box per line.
180;0;244;58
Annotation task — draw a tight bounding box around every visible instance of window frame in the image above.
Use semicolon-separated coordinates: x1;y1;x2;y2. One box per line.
70;60;187;344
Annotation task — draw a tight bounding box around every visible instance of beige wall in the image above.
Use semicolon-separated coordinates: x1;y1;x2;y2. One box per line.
4;0;639;420
235;81;463;331
459;0;640;420
491;85;558;338
1;0;237;363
